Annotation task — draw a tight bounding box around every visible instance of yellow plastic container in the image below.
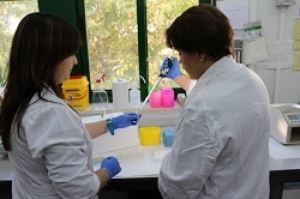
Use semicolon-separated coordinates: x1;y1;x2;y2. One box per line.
139;126;161;146
62;75;89;110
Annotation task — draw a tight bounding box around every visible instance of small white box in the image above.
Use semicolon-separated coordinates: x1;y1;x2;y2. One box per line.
82;112;139;156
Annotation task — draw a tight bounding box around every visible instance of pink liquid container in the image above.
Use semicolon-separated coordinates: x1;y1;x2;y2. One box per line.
149;90;161;108
161;87;174;108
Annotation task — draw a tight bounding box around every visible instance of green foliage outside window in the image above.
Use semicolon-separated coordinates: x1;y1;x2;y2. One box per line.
0;0;208;100
85;0;139;90
85;0;199;90
0;1;38;85
147;0;199;87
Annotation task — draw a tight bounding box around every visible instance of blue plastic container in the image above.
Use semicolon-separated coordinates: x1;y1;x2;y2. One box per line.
162;128;174;147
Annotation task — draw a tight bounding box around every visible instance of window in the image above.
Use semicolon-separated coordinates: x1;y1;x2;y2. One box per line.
2;0;208;101
0;0;38;85
147;0;200;87
84;0;200;97
85;0;139;90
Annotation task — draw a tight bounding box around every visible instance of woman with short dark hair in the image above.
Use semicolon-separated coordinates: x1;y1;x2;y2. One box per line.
158;5;270;199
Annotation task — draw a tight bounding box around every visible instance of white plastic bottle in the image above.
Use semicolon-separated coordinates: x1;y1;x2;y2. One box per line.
130;81;141;108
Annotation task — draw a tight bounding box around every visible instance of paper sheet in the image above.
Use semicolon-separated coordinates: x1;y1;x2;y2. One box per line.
265;41;294;63
217;0;249;40
217;0;249;30
116;156;161;177
242;37;269;65
294;41;300;50
293;51;300;70
293;18;300;41
293;18;300;70
93;146;165;177
93;144;171;177
151;150;171;162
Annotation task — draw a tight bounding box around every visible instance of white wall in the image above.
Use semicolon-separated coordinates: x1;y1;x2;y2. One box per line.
254;0;300;103
220;0;300;103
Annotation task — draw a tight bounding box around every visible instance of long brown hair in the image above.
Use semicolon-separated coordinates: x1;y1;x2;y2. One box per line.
0;12;82;151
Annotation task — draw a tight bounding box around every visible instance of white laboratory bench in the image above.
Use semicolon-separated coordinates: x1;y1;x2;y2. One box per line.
1;137;300;199
76;102;182;115
1;104;300;199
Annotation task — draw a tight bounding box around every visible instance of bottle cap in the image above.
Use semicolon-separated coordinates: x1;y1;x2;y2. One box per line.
95;74;102;83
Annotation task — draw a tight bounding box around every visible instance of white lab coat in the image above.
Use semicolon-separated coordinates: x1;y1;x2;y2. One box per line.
186;79;197;96
158;56;270;199
8;89;100;199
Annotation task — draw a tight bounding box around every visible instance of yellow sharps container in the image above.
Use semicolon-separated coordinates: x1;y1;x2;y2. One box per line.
62;75;89;110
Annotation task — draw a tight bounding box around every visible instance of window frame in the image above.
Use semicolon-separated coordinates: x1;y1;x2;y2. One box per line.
37;0;209;102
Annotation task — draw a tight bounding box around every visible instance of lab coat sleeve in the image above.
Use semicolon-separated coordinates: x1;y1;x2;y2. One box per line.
158;105;220;199
24;105;100;198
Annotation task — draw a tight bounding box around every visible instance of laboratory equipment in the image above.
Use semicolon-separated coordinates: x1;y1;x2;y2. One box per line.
161;87;174;108
139;126;162;146
270;103;300;144
129;81;140;108
162;128;174;147
112;79;129;109
149;85;161;108
62;75;89;110
92;90;108;110
92;74;108;110
129;76;146;108
140;57;173;109
83;112;140;155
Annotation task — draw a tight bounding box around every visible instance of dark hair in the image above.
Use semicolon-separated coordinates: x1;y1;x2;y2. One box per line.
166;4;234;60
0;12;82;151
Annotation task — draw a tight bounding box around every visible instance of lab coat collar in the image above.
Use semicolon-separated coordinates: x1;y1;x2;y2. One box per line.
185;56;237;102
30;86;64;106
199;56;236;80
194;56;237;91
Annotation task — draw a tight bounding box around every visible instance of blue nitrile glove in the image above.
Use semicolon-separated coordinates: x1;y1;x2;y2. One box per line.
160;57;183;79
112;113;142;130
101;156;121;179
